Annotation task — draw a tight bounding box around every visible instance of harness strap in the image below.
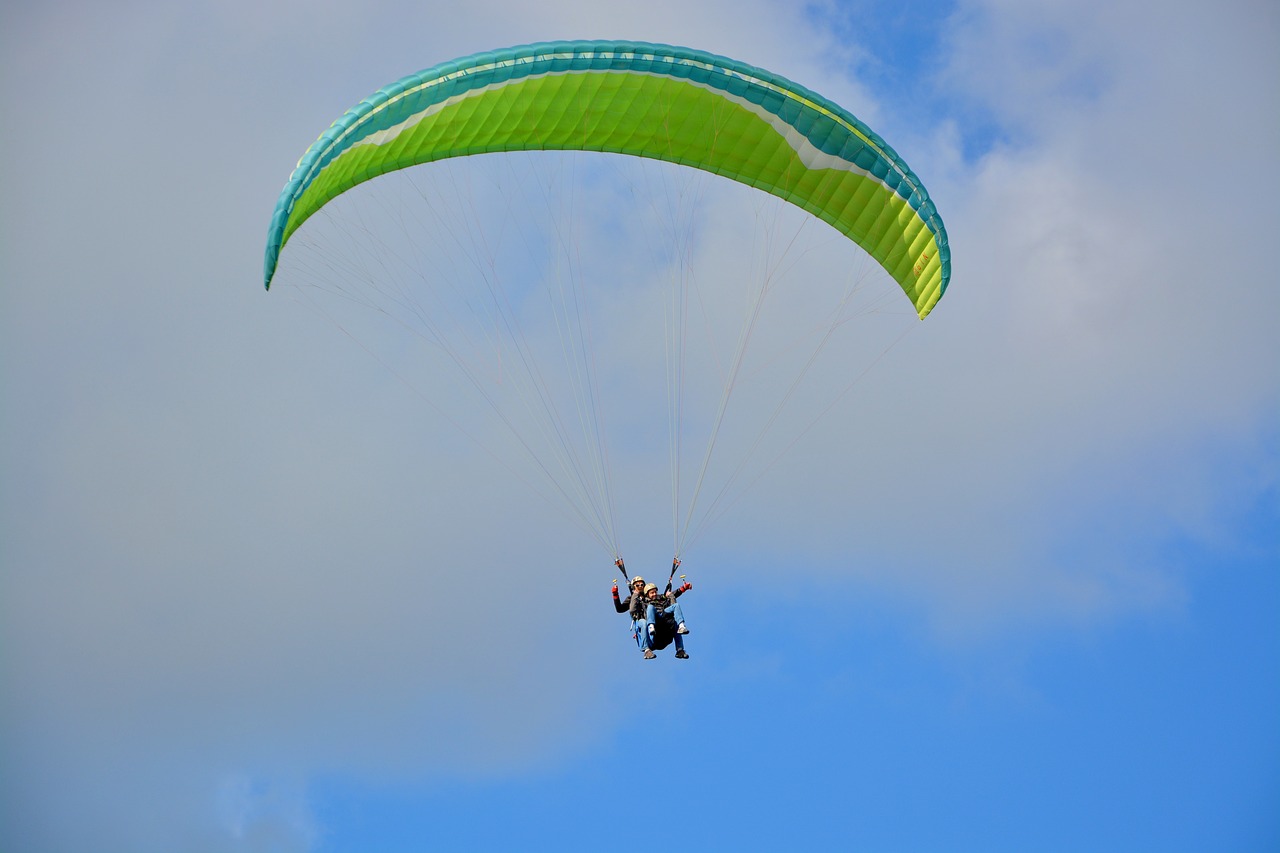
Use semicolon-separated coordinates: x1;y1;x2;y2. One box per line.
663;557;681;594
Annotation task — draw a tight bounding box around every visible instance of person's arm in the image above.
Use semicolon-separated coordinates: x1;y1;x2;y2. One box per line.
673;581;692;598
612;558;630;612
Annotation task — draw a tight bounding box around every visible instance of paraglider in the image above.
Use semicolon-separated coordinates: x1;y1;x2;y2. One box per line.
264;40;950;659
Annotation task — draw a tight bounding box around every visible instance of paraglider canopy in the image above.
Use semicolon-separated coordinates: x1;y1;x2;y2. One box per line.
264;39;950;318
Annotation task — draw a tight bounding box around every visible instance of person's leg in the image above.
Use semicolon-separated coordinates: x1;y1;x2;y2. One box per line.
640;605;658;656
638;618;655;650
646;604;673;651
667;601;688;632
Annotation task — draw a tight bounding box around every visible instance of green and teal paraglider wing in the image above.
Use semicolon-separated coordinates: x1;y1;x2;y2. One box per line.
264;40;950;317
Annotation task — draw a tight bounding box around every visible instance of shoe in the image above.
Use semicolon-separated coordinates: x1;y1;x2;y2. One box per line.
676;623;689;634
643;649;656;659
675;649;689;659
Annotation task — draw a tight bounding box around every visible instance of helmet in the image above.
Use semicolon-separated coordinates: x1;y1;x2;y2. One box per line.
631;576;646;586
644;583;658;594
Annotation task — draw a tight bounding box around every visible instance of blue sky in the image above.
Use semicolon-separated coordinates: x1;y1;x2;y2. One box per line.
307;561;1280;853
2;1;1277;851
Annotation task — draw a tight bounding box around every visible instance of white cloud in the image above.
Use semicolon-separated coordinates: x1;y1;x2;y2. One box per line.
827;0;1280;635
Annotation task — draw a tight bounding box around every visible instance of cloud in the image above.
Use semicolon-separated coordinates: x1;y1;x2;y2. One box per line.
835;0;1280;635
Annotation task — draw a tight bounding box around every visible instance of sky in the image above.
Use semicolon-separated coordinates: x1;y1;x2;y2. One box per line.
1;0;1277;851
